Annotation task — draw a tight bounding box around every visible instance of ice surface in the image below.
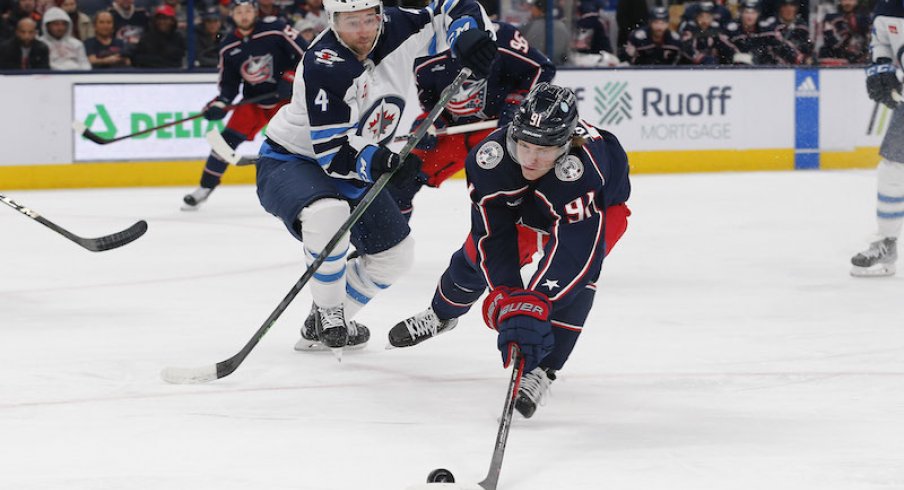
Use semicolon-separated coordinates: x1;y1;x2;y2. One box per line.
1;170;903;490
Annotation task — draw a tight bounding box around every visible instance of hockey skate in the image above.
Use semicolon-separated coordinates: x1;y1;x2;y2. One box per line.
181;187;213;211
515;367;556;419
850;237;897;277
294;303;370;352
386;307;458;348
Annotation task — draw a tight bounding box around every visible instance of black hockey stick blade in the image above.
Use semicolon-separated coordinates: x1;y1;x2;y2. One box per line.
68;219;148;252
160;70;474;385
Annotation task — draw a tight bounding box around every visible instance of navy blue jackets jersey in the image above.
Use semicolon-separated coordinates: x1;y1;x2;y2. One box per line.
622;26;681;65
574;12;613;54
819;11;870;63
681;24;740;64
265;0;493;194
464;123;631;307
724;18;800;65
217;19;306;107
413;21;555;126
769;16;812;63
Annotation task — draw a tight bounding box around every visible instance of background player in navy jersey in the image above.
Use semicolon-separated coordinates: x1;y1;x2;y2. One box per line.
254;0;497;354
388;83;631;418
850;0;904;276
389;20;553;266
182;0;306;210
621;7;681;66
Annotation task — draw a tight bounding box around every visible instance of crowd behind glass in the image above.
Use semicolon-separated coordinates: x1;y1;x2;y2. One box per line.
0;0;875;70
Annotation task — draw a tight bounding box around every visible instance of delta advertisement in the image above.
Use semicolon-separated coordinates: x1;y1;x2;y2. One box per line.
554;69;797;152
72;83;268;162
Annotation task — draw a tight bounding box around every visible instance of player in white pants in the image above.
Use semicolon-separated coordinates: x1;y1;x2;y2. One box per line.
850;3;904;277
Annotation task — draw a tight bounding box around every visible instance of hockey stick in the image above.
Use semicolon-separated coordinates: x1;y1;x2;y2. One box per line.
867;91;903;135
212;119;501;168
406;351;525;490
390;119;499;143
73;91;280;145
0;193;148;252
160;68;474;384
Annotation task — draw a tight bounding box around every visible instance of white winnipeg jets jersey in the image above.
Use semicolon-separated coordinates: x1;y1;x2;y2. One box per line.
265;0;493;182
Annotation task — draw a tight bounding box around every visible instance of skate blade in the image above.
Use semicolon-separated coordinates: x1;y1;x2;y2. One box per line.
294;338;367;352
850;263;896;277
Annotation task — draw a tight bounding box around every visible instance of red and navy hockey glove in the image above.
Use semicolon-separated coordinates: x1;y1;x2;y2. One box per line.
277;70;295;100
483;287;554;372
203;97;229;121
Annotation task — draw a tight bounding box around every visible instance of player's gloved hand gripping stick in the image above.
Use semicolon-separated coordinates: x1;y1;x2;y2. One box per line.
73;91;279;145
160;68;474;385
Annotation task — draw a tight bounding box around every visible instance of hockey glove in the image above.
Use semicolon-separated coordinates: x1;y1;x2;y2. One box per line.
277;70;296;100
203;98;229;121
866;59;902;110
482;287;554;373
452;27;497;79
410;113;447;151
370;146;424;186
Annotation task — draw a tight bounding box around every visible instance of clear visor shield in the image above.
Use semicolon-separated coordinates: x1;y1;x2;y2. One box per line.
331;11;381;34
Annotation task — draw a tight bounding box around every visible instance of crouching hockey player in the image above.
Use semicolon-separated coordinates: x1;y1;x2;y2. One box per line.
388;83;632;418
850;0;904;277
182;0;306;210
254;0;497;355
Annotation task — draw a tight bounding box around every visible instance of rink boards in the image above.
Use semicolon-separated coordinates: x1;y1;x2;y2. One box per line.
0;67;892;189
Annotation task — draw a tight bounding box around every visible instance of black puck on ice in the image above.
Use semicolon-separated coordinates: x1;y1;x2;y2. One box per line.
427;468;455;483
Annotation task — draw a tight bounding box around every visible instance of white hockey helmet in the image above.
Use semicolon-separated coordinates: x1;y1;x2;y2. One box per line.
323;0;383;54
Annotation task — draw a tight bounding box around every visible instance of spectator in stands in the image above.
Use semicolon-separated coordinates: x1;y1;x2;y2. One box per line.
40;6;90;69
8;0;42;33
193;6;222;67
621;6;681;65
760;0;808;21
293;0;327;34
521;0;570;64
131;4;184;67
771;0;812;64
681;1;742;64
0;16;48;68
1;2;13;42
109;0;148;54
84;10;129;67
818;0;869;64
161;0;187;32
58;0;90;40
615;0;648;48
257;0;288;22
294;15;315;43
574;0;613;55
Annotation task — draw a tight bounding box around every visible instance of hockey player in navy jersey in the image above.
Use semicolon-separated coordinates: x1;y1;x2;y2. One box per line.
850;0;904;276
388;83;631;418
621;7;681;66
389;21;553;223
254;0;497;353
723;0;800;65
182;0;306;210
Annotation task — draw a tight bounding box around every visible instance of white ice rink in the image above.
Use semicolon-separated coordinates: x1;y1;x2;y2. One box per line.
1;170;903;490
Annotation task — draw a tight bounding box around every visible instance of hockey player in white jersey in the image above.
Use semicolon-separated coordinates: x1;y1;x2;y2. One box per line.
255;0;497;353
851;0;904;277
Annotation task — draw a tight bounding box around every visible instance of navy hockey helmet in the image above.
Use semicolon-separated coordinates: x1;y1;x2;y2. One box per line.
650;6;669;21
696;2;715;15
508;83;579;150
739;0;760;11
231;0;258;8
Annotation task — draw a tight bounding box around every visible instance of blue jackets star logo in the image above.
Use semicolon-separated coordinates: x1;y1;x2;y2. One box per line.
542;279;559;290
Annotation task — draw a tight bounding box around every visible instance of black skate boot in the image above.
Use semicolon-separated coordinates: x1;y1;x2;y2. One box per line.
181;187;213;211
851;237;897;277
295;303;370;352
387;307;458;348
515;367;556;419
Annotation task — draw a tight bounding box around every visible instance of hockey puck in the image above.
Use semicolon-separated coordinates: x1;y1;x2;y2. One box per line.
427;468;455;483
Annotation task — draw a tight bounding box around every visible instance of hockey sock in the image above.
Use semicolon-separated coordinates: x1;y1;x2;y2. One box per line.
877;159;904;238
344;235;415;318
430;249;487;320
300;199;351;308
200;129;245;189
